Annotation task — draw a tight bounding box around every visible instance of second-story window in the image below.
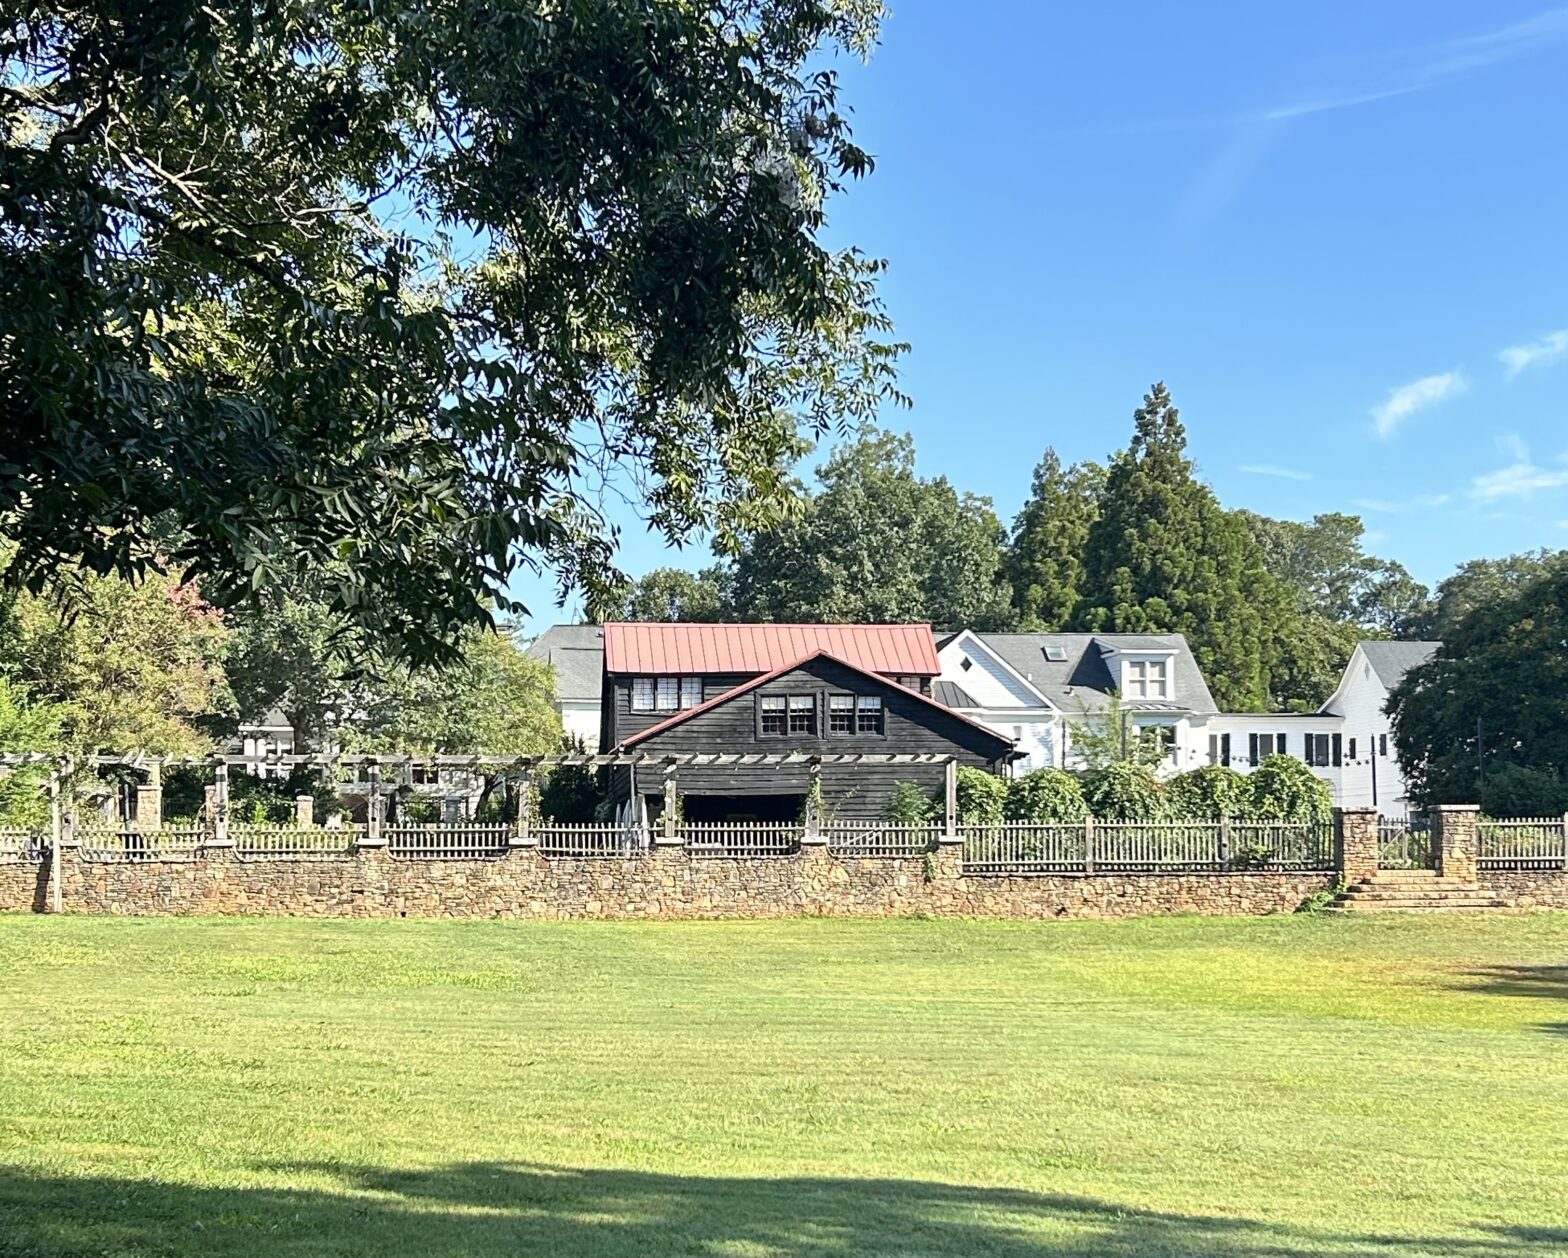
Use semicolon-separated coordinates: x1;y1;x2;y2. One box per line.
760;695;787;734
1126;659;1170;700
788;695;816;734
631;676;704;713
856;695;884;735
828;694;855;733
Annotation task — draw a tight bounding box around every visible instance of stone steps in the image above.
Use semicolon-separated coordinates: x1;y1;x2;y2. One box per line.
1326;871;1507;914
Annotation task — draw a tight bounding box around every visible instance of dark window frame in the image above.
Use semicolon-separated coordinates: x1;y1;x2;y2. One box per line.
758;694;787;736
856;695;885;736
828;694;855;735
787;694;816;735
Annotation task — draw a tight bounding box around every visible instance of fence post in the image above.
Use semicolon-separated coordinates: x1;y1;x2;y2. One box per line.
294;794;314;828
1562;813;1568;873
943;759;958;839
1084;815;1096;875
1334;808;1379;883
135;766;162;832
1218;815;1231;870
1430;804;1479;884
513;765;533;846
49;764;63;915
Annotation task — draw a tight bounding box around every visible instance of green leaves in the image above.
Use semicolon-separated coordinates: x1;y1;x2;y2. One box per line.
2;1;900;663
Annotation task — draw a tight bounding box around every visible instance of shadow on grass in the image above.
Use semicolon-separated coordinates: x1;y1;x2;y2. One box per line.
1463;966;1568;1036
0;1161;1562;1257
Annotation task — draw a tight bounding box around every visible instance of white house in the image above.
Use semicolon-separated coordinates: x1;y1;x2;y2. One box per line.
934;631;1440;812
1317;640;1438;810
524;623;605;749
933;632;1219;774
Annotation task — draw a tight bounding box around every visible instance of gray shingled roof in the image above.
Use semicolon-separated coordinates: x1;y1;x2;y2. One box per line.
525;624;604;704
931;679;978;709
966;633;1220;715
1360;640;1440;690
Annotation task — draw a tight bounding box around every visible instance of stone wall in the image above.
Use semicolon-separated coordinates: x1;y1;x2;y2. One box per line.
0;844;1334;922
1478;869;1568;910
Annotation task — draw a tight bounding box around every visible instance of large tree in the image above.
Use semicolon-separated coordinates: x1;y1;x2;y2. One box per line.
1238;510;1432;637
1;1;900;664
1073;384;1288;711
1424;549;1565;640
612;566;731;622
1388;556;1568;809
1005;451;1105;630
729;429;1014;629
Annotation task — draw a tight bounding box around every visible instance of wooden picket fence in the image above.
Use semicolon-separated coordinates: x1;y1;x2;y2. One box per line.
961;818;1333;876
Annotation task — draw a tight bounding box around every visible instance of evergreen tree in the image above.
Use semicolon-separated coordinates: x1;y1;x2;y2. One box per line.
1005;451;1105;629
1073;383;1286;711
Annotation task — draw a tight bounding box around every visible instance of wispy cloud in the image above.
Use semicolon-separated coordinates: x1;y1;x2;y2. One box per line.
1469;448;1568;502
1151;10;1568;226
1370;371;1467;439
1352;493;1452;515
1499;328;1568;379
1238;463;1313;482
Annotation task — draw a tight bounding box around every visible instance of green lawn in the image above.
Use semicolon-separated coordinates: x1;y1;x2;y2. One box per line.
2;914;1567;1257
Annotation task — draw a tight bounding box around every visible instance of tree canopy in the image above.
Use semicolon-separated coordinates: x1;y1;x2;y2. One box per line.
1005;451;1105;631
612;567;730;623
728;428;1014;628
2;0;900;664
1389;555;1568;810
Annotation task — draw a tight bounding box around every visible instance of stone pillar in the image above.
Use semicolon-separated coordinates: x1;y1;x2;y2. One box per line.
1334;808;1380;883
294;795;315;828
510;767;535;848
1431;804;1479;884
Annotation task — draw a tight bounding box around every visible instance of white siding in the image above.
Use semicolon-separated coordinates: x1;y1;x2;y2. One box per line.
1329;648;1412;810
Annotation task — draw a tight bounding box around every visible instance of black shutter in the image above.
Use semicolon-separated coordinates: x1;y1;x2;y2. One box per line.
1221;733;1231;766
1278;732;1289;759
1332;733;1343;767
1249;733;1259;766
1348;737;1357;762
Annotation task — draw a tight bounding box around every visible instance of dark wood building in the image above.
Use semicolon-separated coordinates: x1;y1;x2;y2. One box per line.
600;624;1015;822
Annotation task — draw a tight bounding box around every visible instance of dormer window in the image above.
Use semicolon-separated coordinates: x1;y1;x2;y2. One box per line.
1124;658;1169;700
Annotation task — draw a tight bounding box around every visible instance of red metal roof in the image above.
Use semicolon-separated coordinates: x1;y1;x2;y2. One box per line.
602;622;941;677
616;649;1015;751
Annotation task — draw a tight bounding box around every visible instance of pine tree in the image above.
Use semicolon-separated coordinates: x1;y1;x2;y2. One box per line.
1005;451;1105;629
1073;383;1287;710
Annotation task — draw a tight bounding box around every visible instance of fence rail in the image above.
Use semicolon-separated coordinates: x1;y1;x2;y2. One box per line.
962;819;1332;876
1479;816;1568;870
535;824;648;860
825;823;941;858
684;821;802;858
386;823;511;860
233;824;360;861
76;827;205;863
0;828;45;864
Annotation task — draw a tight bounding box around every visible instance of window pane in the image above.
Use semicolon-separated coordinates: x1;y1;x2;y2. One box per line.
787;695;814;733
760;695;786;734
856;695;883;733
828;694;854;733
632;678;655;712
655;677;680;712
680;677;703;709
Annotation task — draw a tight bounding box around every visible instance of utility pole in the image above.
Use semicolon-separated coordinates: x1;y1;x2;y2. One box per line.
1369;730;1378;809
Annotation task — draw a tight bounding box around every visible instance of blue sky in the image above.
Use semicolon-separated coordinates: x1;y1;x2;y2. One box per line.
514;2;1568;629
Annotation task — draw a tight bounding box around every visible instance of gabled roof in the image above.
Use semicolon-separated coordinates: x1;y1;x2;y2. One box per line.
615;649;1015;752
931;679;978;709
524;624;604;704
1360;640;1440;689
602;622;940;677
958;633;1220;715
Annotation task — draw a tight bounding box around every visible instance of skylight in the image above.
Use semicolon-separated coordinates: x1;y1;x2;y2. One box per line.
1043;645;1068;663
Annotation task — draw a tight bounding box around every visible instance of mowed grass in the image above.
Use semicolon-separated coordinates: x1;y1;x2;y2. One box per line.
2;914;1567;1256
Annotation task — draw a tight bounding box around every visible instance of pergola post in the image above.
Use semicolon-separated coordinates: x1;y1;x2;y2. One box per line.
363;762;386;845
662;761;679;842
806;757;823;841
211;761;232;845
513;764;533;845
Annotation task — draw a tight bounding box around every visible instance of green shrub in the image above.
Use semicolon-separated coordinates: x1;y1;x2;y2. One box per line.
1479;763;1568;818
538;763;603;823
1247;754;1332;825
885;781;938;823
400;793;440;823
1166;765;1250;820
1005;768;1088;822
1082;762;1165;821
955;765;1007;824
